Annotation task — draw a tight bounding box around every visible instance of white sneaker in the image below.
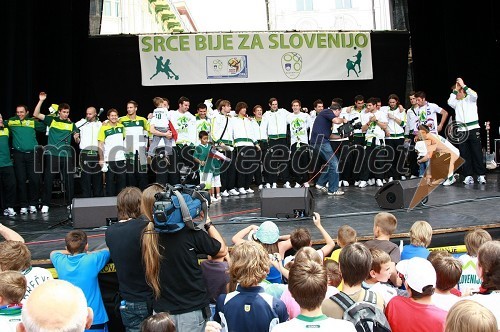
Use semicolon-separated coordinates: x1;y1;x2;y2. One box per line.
354;181;360;186
20;207;28;215
283;181;291;188
367;179;375;186
210;195;219;203
41;205;49;213
328;190;345;196
463;176;474;184
315;184;328;193
376;179;384;187
342;180;349;187
265;183;271;189
29;206;37;214
238;187;247;195
229;188;240;196
388;177;394;183
3;208;16;217
443;176;456;186
338;181;342;187
220;190;230;197
477;175;486;184
358;181;368;188
303;182;310;188
410;175;417;179
294;182;301;188
272;183;277;189
401;176;407;180
246;188;254;194
258;184;264;190
383;179;387;184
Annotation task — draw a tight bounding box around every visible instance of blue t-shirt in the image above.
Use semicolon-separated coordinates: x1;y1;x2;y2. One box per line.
401;244;430;260
310;109;336;145
215;285;288;332
51;250;110;325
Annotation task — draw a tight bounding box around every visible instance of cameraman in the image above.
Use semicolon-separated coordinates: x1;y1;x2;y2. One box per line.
310;103;345;196
141;184;228;332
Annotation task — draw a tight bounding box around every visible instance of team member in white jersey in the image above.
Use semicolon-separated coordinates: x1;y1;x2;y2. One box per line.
262;98;291;188
251;105;268;190
447;77;486;184
75;107;103;198
404;92;420;179
359;98;388;188
98;109;126;196
211;100;238;197
287;100;311;188
380;94;406;182
168;96;197;185
119;101;149;190
414;91;448;135
232;102;260;195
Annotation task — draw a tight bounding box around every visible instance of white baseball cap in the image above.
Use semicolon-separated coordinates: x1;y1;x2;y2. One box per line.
396;257;436;293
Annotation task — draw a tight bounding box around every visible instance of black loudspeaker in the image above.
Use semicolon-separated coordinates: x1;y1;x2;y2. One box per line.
72;197;118;228
374;179;429;209
260;188;315;218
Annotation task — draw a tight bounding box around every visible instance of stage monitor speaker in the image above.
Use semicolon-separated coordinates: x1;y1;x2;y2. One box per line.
260;188;315;218
72;196;117;228
374;179;422;209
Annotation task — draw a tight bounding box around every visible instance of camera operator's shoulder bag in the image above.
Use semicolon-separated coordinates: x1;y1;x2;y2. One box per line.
153;187;209;233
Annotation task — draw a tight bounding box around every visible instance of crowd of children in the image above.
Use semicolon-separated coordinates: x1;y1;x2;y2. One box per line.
0;202;498;332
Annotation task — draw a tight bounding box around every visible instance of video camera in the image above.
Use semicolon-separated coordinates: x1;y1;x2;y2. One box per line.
337;119;362;138
153;184;210;233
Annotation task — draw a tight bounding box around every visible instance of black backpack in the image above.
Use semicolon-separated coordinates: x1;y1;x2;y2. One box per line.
330;290;391;332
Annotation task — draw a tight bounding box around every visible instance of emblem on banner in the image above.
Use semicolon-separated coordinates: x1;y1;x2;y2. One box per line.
281;52;302;79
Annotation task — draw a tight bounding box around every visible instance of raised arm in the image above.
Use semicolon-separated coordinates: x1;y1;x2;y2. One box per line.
0;223;24;242
205;217;228;258
33;92;47;121
312;212;335;257
231;225;259;245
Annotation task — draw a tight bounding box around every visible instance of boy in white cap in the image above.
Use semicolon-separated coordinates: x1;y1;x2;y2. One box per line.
385;257;447;332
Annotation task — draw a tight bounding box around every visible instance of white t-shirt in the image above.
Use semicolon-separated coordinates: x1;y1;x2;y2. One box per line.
287;112;310;146
272;314;356;332
0;313;21;332
22;266;53;302
415;102;443;134
415;140;428;157
432;292;461;312
362;110;388;144
457;254;481;293
150;107;170;128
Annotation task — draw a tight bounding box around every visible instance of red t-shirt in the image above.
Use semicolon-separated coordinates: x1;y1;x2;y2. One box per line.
385;296;447;332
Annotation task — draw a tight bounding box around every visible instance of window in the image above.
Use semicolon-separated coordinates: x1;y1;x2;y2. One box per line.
296;0;313;11
336;0;352;9
103;0;120;17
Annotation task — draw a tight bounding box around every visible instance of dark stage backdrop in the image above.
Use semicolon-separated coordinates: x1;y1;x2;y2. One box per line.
408;0;500;142
3;1;409;122
7;0;500;146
